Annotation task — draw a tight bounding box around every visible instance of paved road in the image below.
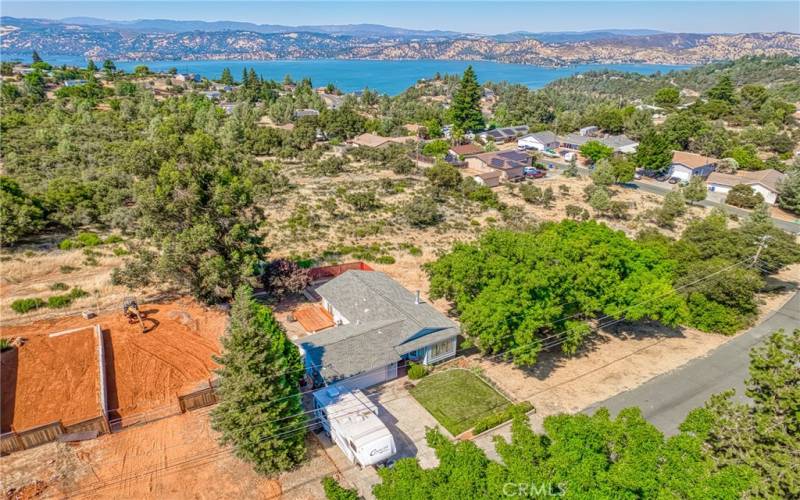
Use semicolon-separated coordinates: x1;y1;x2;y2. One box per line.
583;292;800;435
543;160;800;234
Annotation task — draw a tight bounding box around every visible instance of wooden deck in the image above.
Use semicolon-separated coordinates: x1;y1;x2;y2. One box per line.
294;306;335;333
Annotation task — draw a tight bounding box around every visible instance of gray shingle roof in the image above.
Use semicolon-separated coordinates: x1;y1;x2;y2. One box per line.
299;271;459;381
522;131;558;144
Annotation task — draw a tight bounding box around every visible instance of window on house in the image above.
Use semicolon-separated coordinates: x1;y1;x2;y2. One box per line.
428;339;453;360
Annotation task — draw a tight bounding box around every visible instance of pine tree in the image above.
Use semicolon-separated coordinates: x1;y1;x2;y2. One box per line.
220;67;234;85
31;50;42;64
450;66;484;134
708;75;736;103
682;175;707;205
211;284;307;474
86;59;97;72
777;162;800;214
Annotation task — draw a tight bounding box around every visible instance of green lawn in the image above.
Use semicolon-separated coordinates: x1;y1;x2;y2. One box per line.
409;369;512;436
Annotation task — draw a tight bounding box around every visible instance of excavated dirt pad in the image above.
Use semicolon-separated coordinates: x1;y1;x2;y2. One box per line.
0;299;228;420
0;409;336;500
0;327;101;433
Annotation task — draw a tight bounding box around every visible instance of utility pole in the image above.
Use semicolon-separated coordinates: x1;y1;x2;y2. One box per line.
752;235;770;267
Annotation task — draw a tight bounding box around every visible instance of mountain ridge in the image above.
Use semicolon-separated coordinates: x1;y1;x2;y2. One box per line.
2;17;798;66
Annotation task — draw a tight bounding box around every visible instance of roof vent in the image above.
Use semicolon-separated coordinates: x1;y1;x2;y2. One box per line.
326;387;340;398
415;290;421;305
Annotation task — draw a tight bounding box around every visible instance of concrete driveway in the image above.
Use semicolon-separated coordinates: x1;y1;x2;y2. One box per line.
315;378;445;498
583;291;799;435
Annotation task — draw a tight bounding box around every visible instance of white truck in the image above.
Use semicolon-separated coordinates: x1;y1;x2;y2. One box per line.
313;386;396;468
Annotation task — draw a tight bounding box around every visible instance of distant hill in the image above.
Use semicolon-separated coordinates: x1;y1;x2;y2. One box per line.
493;29;668;43
2;17;799;65
57;17;463;38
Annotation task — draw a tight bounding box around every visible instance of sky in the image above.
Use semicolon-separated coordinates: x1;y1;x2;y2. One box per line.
2;1;798;34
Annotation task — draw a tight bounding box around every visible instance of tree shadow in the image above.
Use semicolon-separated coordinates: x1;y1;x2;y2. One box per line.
0;347;19;434
520;320;687;381
101;329;121;422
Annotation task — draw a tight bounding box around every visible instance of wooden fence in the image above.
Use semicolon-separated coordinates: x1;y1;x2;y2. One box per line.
308;261;373;282
177;378;219;413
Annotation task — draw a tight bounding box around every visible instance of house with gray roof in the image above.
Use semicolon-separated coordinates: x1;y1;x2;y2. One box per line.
518;131;559;151
297;271;459;390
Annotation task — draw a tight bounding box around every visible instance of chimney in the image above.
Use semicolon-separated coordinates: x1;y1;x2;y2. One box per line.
415;290;421;305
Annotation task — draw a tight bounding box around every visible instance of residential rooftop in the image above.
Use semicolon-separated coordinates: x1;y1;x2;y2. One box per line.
298;271;458;381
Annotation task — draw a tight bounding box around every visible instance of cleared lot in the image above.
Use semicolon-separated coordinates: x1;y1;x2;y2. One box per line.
410;369;511;436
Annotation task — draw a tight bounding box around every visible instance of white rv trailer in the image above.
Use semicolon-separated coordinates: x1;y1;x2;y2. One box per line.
313;386;396;468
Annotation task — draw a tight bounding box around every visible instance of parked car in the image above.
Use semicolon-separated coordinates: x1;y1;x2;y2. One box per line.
655;174;669;182
523;167;545;178
668;177;680;184
542;148;559;158
633;172;642;180
562;151;577;161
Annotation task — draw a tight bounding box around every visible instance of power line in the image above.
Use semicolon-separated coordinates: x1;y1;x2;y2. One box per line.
56;252;771;497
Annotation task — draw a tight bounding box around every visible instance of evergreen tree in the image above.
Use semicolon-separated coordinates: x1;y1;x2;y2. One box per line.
564;158;579;177
707;75;736;103
211;284;307;474
31;50;42;64
450;66;484;133
634;130;673;173
220;67;234;85
682;176;707;205
777;162;800;214
86;59;97;72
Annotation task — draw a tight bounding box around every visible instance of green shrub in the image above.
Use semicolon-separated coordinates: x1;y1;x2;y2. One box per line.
408;362;427;380
321;476;359;500
47;294;73;308
59;265;78;274
46;287;89;309
472;401;534;434
50;282;69;291
11;298;45;314
0;338;11;351
103;234;123;244
59;231;103;250
375;255;396;265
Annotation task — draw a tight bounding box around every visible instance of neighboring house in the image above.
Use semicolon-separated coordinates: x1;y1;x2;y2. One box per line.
297;271;459;391
174;73;200;83
518;131;560;151
320;93;345;110
211;83;235;92
479;125;529;144
448;143;484;158
63;79;88;87
559;133;637;153
580;125;599;137
559;133;591;151
219;103;236;115
351;133;410;148
294;108;320;119
669;151;718;181
473;170;502;188
602;134;639;154
706;169;785;205
467;150;531;182
200;90;221;100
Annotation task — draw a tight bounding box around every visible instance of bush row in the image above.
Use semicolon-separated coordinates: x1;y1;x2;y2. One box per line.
472;401;534;435
10;287;89;314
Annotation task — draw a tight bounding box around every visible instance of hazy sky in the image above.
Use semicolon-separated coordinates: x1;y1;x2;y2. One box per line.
2;1;799;34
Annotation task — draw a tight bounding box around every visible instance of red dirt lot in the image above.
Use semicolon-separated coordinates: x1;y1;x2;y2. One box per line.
1;327;101;433
0;299;228;422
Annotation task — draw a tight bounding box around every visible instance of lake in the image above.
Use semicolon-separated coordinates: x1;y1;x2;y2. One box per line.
33;56;690;95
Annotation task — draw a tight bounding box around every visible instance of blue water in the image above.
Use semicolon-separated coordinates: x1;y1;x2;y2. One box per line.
26;56;691;95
